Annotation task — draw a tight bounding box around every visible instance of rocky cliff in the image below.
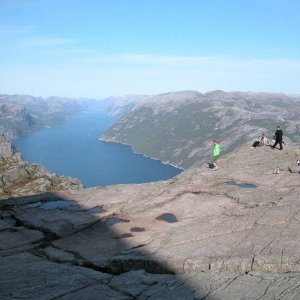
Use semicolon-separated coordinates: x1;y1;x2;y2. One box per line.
102;90;300;169
0;133;83;199
1;142;299;298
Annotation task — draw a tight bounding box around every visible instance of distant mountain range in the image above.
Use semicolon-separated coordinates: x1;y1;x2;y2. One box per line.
0;94;88;138
101;90;300;169
1;91;299;170
0;94;147;139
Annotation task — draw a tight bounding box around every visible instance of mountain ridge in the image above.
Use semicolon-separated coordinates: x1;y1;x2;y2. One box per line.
102;90;300;169
0;94;88;139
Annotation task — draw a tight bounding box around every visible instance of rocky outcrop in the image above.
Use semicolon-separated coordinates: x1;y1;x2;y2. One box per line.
0;133;83;198
1;143;299;298
102;90;300;169
0;132;21;161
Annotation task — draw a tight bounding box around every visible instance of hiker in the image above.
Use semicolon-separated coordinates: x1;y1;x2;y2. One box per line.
212;139;220;170
272;126;283;150
251;133;269;148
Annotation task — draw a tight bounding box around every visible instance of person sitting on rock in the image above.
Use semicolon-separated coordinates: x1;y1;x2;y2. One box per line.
251;133;269;148
259;133;270;145
212;139;220;170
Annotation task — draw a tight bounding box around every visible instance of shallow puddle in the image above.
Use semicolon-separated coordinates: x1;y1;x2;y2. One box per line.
105;217;130;227
156;213;177;223
227;181;257;188
130;227;145;232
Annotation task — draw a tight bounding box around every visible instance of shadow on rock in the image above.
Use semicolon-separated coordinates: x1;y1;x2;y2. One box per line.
0;192;207;299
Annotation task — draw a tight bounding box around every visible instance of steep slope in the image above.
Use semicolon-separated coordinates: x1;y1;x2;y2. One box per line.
0;94;88;138
102;90;300;169
1;142;299;298
0;133;83;199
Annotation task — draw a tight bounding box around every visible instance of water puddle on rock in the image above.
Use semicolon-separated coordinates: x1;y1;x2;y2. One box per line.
130;227;145;232
156;213;177;223
226;181;257;188
105;217;130;227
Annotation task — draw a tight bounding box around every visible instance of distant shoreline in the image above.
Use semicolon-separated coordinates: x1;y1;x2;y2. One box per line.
98;137;184;171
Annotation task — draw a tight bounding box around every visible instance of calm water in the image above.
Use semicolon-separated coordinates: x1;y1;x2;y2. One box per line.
14;110;182;187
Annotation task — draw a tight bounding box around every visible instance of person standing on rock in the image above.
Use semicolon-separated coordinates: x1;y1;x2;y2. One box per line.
212;140;220;170
272;126;283;150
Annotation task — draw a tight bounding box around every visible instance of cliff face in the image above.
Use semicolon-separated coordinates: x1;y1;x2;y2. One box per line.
1;142;299;298
0;133;83;199
102;90;300;169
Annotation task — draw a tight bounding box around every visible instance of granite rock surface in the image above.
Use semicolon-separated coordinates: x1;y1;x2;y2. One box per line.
0;143;300;299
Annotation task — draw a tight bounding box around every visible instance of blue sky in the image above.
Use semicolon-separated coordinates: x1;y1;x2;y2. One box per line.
1;0;300;97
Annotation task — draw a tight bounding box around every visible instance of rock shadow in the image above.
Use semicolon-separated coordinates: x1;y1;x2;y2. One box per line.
0;192;210;299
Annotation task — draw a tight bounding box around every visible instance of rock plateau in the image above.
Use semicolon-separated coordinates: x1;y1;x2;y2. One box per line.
1;139;300;299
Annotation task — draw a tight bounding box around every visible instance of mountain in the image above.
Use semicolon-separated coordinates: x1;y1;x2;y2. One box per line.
1;142;299;298
0;94;88;138
0;133;83;199
100;94;150;117
102;90;300;169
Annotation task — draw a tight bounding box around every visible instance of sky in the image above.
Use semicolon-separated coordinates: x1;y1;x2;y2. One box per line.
0;0;300;98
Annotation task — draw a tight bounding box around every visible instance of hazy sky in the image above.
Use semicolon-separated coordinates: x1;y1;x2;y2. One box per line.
1;0;300;98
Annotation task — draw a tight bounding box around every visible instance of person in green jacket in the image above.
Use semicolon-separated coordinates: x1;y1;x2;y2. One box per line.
212;139;220;170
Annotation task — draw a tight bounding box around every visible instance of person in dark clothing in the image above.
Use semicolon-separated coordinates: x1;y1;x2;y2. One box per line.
272;126;283;150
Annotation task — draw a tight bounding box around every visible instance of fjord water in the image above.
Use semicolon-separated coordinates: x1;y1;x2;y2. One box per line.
14;110;182;187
